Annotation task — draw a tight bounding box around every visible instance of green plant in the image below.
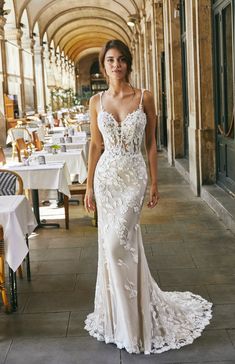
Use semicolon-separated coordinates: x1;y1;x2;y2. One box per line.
51;144;61;150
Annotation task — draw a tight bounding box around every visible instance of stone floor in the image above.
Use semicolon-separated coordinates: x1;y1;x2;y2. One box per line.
1;152;235;363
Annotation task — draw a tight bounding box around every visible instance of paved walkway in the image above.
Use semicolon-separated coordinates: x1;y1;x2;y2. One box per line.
1;153;235;363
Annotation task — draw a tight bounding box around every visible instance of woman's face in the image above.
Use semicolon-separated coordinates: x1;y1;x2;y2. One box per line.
104;48;128;81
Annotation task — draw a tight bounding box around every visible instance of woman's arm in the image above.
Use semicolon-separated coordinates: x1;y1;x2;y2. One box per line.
144;90;160;208
84;94;103;212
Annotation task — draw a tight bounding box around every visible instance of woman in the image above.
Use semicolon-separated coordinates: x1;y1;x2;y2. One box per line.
84;39;212;354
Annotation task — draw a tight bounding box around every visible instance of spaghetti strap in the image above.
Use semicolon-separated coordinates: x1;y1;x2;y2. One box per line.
99;91;104;111
139;89;145;109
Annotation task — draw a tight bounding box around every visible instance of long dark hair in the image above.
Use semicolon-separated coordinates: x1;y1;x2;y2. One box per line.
99;39;133;82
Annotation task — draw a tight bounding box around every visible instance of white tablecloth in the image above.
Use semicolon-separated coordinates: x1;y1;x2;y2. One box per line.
44;140;89;159
0;195;37;272
4;162;71;197
32;150;87;183
51;135;87;144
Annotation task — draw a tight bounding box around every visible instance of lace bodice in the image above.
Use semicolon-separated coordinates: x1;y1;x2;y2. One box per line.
98;90;147;157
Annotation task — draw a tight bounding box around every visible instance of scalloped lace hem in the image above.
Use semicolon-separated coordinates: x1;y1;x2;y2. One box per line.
84;302;213;355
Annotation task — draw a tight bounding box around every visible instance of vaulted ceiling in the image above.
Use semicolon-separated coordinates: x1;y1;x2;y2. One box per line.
6;0;143;63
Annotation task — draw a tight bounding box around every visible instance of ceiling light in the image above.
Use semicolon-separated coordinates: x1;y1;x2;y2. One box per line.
127;14;139;27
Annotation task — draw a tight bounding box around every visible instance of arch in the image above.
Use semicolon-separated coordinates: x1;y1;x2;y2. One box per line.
50;15;130;50
20;8;30;41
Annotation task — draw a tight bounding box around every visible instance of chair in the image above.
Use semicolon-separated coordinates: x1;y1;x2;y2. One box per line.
32;131;43;151
63;183;87;229
63;182;98;229
7;127;32;160
0;147;6;165
0;169;23;195
15;138;30;162
0;227;11;312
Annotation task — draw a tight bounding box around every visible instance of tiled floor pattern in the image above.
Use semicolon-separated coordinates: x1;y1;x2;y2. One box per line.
1;153;235;363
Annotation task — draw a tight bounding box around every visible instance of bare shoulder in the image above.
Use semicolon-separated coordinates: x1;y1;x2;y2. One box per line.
142;90;154;111
143;89;153;101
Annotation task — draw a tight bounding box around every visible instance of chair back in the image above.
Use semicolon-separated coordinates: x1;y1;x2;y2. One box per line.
0;169;23;195
8;127;32;143
0;147;6;165
15;138;28;162
32;131;43;150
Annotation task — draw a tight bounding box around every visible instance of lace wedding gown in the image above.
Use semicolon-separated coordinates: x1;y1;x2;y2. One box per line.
85;90;212;354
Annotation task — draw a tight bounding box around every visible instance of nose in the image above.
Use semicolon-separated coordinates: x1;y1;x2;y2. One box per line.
113;59;121;68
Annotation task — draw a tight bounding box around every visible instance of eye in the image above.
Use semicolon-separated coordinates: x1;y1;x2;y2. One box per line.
120;57;127;63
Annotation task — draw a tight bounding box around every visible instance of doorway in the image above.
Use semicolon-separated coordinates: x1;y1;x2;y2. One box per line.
213;0;235;194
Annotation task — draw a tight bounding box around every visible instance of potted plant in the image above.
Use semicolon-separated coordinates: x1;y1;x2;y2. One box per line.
51;144;61;154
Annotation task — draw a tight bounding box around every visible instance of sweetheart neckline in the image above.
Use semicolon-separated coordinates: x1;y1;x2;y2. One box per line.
99;108;145;126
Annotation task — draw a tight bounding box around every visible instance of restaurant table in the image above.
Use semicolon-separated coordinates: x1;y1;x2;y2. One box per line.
32;150;87;183
3;162;71;228
0;195;37;309
0;195;36;271
48;126;66;134
44;139;89;159
51;134;87;144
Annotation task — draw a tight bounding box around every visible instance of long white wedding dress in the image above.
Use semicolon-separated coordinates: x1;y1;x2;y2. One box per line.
85;90;212;354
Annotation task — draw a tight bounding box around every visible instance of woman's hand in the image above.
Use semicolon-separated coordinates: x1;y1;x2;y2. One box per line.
84;188;96;213
147;184;160;208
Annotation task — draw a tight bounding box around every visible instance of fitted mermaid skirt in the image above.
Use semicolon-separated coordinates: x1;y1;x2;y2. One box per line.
84;99;212;354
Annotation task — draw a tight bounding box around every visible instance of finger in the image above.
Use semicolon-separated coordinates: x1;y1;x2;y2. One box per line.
85;197;95;213
147;196;159;208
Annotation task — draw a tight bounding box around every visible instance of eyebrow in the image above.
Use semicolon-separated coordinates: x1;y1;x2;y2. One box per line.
105;56;125;59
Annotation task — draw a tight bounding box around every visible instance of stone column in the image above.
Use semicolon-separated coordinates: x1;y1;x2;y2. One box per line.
185;0;215;194
4;27;24;118
140;12;151;90
34;45;46;113
163;0;184;164
29;37;37;112
146;0;164;148
18;30;28;115
138;29;145;88
152;1;164;118
135;38;141;88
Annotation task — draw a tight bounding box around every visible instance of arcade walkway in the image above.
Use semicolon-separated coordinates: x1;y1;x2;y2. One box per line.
1;153;235;363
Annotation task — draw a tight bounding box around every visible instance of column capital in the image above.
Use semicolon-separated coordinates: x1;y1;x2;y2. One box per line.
34;45;45;56
21;36;34;52
5;27;23;45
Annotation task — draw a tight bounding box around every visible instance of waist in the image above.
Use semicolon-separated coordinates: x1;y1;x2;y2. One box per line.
103;148;142;158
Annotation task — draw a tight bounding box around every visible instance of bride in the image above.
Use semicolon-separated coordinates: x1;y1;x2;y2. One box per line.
84;39;212;354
